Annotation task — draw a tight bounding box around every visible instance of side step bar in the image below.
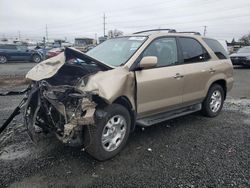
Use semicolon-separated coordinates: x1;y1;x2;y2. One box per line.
136;103;202;127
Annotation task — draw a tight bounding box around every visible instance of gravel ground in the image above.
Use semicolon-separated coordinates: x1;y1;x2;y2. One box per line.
0;66;249;188
0;62;36;78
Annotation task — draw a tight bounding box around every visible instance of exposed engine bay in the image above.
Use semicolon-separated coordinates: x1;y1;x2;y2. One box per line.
5;48;111;146
0;47;135;149
24;78;97;146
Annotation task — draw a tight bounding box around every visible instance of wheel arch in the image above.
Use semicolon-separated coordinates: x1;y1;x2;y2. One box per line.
208;79;227;100
113;96;136;131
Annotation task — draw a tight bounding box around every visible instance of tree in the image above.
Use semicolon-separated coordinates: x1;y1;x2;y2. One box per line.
239;32;250;45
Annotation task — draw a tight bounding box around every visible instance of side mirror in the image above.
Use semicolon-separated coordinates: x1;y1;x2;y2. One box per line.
139;56;157;69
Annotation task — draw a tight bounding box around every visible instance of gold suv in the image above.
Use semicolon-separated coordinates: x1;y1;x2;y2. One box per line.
24;29;234;160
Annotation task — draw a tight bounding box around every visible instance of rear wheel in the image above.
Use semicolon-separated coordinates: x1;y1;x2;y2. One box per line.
0;55;7;64
32;54;42;63
84;104;131;161
202;84;225;117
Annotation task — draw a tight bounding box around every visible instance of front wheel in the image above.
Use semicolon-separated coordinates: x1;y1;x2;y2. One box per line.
0;55;7;64
202;84;225;117
84;104;131;161
32;54;42;63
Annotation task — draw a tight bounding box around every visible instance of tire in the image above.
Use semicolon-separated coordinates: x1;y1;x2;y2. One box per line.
202;84;225;117
0;55;7;64
84;104;131;161
32;54;42;63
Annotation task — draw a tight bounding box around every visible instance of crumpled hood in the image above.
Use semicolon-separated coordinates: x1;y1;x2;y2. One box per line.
26;52;65;81
25;47;135;110
26;47;112;81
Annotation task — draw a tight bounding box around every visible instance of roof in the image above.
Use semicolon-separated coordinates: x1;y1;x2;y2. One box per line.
127;29;203;39
127;32;203;39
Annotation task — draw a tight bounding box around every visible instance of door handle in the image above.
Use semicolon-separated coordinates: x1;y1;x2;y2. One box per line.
209;68;216;73
174;73;184;79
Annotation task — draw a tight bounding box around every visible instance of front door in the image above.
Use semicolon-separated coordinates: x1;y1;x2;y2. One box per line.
135;37;184;118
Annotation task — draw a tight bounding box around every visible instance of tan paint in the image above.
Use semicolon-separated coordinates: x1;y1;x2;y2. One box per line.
26;52;65;81
79;66;136;110
25;32;234;120
139;56;157;69
135;65;184;118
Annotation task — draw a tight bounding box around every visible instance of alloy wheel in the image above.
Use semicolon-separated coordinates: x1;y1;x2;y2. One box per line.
209;90;222;113
101;115;127;152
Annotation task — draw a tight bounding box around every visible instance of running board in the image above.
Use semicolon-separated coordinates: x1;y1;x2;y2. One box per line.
136;103;202;127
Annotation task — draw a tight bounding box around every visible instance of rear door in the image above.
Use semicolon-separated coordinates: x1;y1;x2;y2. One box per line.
135;37;184;118
177;37;212;105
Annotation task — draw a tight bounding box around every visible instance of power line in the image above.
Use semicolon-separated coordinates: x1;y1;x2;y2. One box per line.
108;5;250;25
7;0;249;34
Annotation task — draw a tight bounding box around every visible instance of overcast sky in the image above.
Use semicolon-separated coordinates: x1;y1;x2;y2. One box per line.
0;0;250;42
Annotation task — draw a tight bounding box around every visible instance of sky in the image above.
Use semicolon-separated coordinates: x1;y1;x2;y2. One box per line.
0;0;250;42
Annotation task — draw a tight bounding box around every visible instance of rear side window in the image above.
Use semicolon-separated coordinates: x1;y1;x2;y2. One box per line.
203;38;229;59
179;37;210;63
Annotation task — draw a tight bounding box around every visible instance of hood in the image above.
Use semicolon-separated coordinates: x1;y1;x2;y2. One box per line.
26;47;112;81
230;52;250;57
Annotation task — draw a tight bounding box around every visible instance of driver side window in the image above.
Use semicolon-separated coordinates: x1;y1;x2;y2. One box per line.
142;37;178;67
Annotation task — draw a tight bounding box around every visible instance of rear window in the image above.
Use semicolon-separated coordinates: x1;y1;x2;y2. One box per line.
203;38;228;59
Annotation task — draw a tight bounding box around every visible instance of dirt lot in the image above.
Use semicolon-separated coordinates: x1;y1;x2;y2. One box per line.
0;62;36;78
0;65;249;188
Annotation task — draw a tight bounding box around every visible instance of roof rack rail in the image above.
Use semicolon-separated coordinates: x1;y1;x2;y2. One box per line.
133;29;176;34
177;31;201;35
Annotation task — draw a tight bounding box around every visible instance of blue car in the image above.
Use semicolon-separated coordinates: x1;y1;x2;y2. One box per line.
0;44;43;64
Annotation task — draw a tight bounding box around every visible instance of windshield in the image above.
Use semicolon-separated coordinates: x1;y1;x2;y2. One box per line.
237;46;250;53
86;36;147;66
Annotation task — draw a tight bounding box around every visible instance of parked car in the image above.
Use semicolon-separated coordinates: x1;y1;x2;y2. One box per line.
0;44;43;63
18;29;233;161
230;46;250;67
46;47;64;59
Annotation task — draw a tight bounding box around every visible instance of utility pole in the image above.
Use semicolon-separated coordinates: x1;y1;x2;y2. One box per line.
46;24;48;42
203;25;207;36
42;37;46;60
103;13;106;37
95;33;97;44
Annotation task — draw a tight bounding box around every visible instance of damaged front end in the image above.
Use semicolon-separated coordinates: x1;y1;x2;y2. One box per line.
1;47;135;150
19;47;111;146
24;81;97;146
